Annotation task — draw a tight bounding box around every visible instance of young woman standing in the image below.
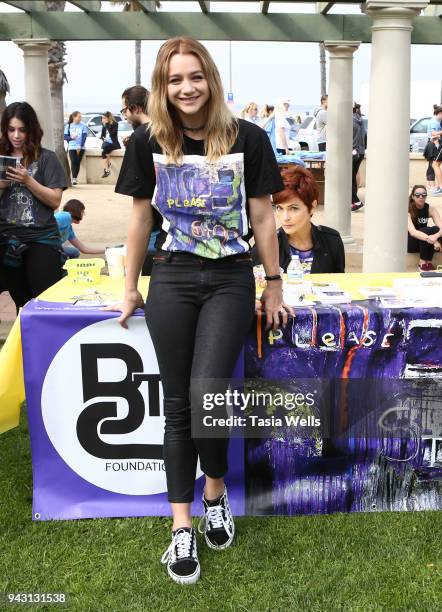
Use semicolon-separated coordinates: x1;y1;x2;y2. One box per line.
113;37;290;584
0;102;66;311
64;111;88;185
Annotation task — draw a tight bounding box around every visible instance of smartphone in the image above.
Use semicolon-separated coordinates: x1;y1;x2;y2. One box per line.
0;155;19;180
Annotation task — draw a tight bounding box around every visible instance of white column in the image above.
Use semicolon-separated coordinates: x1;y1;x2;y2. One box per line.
362;1;428;272
324;42;360;244
14;39;54;150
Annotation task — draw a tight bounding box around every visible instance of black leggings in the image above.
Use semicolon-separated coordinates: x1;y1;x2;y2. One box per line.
407;226;440;261
145;253;256;503
68;149;85;179
0;243;62;311
352;153;364;204
101;142;120;159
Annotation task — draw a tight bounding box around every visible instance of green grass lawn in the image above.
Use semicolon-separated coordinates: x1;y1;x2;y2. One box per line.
0;410;441;612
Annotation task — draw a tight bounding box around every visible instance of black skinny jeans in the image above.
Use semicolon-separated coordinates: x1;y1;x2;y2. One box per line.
68;149;85;179
145;253;256;503
407;226;440;260
0;243;62;311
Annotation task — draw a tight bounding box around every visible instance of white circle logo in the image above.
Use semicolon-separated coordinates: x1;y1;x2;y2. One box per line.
41;317;201;495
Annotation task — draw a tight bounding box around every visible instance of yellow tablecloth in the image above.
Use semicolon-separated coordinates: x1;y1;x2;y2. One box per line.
0;272;418;434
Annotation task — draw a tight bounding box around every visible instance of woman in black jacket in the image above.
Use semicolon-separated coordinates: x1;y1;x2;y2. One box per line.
253;165;345;273
100;111;121;178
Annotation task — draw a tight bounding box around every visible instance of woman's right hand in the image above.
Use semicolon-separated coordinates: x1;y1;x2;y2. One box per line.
0;179;11;189
103;288;144;329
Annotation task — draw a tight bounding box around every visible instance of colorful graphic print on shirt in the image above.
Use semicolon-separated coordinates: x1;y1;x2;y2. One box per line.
152;152;249;258
289;245;314;274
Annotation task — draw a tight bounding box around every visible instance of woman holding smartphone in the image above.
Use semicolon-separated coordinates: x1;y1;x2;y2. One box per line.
114;37;290;584
0;102;66;310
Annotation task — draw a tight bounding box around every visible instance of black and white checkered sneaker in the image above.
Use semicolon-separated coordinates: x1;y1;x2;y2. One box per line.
161;527;200;585
198;487;235;550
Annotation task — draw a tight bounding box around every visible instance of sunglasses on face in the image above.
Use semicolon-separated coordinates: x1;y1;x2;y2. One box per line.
414;193;427;198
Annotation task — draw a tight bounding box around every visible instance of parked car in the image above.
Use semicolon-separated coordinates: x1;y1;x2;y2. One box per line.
83;113;123;136
293;115;368;151
409;116;431;152
293;115;318;151
63;125;102;152
116;120;134;147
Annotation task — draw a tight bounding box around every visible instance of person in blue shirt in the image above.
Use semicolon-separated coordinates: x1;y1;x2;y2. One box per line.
55;199;103;259
428;105;442;195
64;111;88;185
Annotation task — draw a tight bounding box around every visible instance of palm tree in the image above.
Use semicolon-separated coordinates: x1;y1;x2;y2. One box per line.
112;1;160;85
45;1;71;181
0;69;10;121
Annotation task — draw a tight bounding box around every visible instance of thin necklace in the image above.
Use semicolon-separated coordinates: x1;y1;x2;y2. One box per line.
182;125;205;132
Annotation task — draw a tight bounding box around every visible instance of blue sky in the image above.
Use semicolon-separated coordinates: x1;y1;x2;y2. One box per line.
0;1;440;116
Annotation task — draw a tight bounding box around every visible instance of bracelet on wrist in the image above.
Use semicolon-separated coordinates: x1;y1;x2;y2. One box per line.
265;274;282;282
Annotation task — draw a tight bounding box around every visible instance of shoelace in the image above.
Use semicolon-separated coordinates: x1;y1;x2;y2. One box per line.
198;502;232;536
161;529;193;565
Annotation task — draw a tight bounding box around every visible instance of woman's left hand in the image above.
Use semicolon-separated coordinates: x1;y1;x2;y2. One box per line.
260;282;294;331
6;163;29;186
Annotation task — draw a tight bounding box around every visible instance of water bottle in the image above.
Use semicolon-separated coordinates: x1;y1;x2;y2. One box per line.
287;255;304;283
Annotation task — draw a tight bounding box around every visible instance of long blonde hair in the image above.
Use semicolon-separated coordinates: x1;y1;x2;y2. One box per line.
148;37;238;164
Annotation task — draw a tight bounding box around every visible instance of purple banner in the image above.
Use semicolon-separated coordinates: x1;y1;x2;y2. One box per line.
244;303;442;515
21;300;244;521
21;299;442;520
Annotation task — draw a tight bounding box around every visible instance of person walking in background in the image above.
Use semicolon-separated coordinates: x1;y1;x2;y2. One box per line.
55;199;103;259
316;94;328;152
100;111;121;178
64;111;88;185
112;36;289;585
275;97;291;155
240;102;259;124
407;184;441;272
252;165;345;274
428;105;442;195
0;102;66;311
351;103;365;212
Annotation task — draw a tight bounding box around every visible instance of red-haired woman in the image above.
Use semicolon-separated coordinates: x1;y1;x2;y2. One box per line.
0;102;66;310
254;165;345;273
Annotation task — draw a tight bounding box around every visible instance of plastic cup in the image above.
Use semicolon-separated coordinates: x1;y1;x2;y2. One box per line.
105;246;126;278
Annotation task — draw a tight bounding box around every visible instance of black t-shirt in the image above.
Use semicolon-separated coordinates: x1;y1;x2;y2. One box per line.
115;119;283;258
0;148;67;243
416;203;430;229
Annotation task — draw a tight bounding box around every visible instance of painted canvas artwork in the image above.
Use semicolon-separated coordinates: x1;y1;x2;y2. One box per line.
244;303;442;515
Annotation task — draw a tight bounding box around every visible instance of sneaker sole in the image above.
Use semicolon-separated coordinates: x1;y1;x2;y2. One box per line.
167;565;200;585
